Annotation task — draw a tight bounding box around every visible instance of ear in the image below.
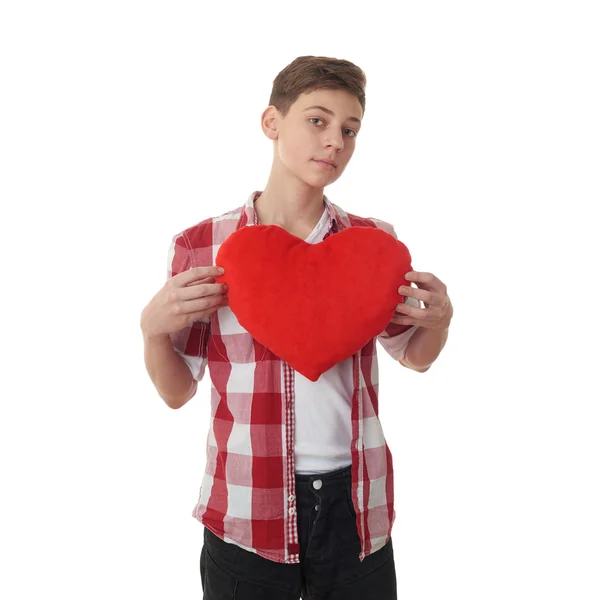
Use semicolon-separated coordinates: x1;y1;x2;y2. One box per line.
261;105;279;141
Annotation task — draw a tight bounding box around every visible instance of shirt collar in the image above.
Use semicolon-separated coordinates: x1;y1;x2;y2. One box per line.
239;190;349;233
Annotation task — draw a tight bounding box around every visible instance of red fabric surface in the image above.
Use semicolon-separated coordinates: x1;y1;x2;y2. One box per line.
215;224;412;381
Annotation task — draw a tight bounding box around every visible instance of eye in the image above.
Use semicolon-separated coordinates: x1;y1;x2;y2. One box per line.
310;118;357;137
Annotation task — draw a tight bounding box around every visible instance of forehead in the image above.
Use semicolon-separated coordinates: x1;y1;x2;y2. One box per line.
292;88;363;120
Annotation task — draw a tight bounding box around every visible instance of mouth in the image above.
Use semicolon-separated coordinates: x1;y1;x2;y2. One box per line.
313;159;336;169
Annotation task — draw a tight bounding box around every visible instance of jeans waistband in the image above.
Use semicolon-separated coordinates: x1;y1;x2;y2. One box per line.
294;463;352;485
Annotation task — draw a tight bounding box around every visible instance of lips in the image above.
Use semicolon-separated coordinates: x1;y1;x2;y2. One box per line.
314;159;336;168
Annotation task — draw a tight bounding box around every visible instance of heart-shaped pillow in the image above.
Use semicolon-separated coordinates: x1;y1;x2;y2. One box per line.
215;224;412;381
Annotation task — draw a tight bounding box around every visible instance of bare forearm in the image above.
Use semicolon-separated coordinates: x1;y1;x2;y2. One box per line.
403;326;449;371
142;332;196;409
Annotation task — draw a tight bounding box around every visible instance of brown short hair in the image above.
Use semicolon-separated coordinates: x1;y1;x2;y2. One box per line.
268;56;367;118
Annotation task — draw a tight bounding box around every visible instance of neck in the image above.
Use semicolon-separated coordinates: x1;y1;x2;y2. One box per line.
253;189;325;231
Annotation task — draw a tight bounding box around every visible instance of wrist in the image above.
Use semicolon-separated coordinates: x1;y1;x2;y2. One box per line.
141;327;171;344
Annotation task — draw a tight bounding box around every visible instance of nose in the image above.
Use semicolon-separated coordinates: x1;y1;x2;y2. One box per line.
324;131;344;152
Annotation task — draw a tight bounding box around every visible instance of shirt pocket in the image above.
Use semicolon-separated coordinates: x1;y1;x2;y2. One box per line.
209;306;267;364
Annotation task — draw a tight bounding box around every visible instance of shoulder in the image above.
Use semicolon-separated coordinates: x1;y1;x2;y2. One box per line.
169;205;245;270
171;205;245;250
330;202;397;237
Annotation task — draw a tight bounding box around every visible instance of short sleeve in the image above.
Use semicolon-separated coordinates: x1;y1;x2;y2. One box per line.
167;234;210;382
377;295;420;362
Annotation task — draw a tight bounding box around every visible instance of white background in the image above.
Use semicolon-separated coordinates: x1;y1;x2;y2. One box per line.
1;1;599;598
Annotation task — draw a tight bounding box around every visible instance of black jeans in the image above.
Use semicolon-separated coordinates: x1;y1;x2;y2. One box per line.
200;464;397;599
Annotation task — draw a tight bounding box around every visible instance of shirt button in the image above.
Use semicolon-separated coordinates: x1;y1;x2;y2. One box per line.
289;507;296;515
288;494;295;502
312;479;323;490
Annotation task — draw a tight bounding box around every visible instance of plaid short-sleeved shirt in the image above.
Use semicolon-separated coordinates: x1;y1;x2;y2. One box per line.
168;191;417;564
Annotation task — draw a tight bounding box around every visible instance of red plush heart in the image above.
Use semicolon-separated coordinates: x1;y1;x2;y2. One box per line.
215;225;412;382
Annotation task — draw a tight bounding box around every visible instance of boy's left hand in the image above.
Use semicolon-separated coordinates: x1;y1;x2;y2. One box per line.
391;271;453;330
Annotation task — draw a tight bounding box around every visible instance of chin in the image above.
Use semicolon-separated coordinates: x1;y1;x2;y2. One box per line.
309;167;340;183
306;176;334;190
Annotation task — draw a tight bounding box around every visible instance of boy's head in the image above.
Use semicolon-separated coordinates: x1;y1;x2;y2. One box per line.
261;56;367;189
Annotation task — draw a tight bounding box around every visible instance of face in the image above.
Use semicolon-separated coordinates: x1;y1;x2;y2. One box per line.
262;88;363;188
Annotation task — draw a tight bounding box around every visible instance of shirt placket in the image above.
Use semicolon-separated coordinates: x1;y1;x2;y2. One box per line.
283;361;300;562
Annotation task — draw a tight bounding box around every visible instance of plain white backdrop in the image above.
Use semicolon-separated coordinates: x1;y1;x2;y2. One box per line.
1;1;598;598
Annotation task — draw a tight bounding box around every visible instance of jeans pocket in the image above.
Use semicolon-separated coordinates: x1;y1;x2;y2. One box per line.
200;542;238;599
343;477;357;518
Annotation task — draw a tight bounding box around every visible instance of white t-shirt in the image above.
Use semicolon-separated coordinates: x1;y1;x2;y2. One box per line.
292;207;419;473
177;206;419;474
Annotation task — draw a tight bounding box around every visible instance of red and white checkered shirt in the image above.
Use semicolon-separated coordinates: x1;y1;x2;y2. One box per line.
168;191;416;564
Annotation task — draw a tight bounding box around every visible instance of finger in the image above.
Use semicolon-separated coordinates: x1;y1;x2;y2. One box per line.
390;314;417;326
187;297;229;323
178;266;225;286
398;285;444;307
405;271;443;291
176;282;228;302
180;292;227;316
187;276;216;286
394;302;429;318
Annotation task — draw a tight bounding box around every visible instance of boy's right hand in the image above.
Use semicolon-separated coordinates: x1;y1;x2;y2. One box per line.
140;266;228;340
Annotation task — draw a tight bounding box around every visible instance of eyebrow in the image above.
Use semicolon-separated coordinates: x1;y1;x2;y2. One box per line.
302;105;362;125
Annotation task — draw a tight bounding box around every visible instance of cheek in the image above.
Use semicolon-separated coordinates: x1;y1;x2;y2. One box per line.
279;129;314;163
341;145;355;165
